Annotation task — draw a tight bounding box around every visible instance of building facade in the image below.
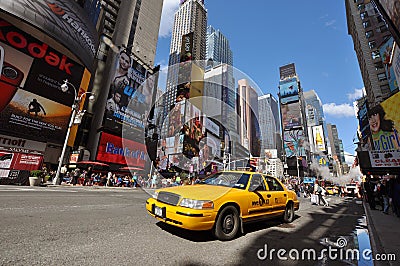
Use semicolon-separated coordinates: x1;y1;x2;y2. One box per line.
0;0;99;184
345;0;393;107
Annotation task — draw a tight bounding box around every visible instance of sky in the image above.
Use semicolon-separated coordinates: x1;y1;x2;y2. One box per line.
154;0;365;163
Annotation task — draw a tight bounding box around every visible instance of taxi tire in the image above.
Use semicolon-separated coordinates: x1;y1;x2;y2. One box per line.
213;205;239;241
283;203;294;223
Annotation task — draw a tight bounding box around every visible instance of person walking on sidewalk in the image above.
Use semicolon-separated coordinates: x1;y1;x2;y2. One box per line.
314;180;328;206
380;179;390;214
392;176;400;217
364;176;376;210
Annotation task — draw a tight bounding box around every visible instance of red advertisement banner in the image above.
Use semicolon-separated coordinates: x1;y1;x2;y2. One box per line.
96;132;147;168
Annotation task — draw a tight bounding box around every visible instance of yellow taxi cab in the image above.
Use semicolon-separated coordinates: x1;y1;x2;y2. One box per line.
325;186;336;195
146;171;300;240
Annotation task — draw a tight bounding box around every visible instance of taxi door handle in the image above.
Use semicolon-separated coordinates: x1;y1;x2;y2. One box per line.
267;194;271;198
284;194;287;197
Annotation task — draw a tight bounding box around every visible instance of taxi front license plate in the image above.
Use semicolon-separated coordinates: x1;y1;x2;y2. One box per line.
154;206;165;218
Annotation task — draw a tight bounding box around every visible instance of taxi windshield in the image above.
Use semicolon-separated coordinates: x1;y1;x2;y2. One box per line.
201;172;250;189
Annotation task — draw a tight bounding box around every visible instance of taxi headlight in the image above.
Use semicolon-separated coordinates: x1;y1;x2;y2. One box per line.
179;198;214;209
153;191;159;199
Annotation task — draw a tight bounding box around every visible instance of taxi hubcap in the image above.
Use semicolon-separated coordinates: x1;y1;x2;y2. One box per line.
223;214;234;233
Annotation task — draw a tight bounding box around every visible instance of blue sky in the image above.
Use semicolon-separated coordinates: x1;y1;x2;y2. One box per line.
155;0;365;161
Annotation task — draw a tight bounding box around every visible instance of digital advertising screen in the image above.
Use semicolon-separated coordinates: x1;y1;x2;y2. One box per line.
283;130;306;157
281;101;302;130
279;78;299;104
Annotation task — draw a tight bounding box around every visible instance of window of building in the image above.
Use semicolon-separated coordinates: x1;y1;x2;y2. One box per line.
377;15;384;23
365;30;374;38
379;25;388;33
368;40;376;49
375;61;384;70
377;73;387;81
363;20;371;28
360;11;368;20
380;84;390;94
371;50;381;59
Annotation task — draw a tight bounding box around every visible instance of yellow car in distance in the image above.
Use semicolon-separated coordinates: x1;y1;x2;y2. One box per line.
146;171;300;240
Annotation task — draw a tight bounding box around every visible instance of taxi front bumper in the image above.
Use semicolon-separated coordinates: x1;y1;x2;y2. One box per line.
146;198;217;231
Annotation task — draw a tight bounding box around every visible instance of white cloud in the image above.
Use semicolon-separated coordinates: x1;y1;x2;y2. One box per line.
325;20;336;27
323;103;355;117
159;0;180;37
347;87;365;101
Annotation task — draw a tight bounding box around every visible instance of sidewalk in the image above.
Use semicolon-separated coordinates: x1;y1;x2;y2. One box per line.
363;200;400;265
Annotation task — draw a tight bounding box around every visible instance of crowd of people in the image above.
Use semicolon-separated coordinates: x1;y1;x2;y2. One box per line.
364;175;400;217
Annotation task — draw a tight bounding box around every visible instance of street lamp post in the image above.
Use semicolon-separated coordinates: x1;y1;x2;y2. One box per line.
53;79;95;185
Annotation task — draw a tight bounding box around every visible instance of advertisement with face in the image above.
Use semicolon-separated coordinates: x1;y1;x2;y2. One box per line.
279;78;299;104
368;92;400;152
104;51;155;138
284;130;306;157
96;132;147;168
281;102;302;130
379;37;398;92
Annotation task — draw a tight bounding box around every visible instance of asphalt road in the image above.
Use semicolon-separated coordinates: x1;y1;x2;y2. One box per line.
0;185;365;266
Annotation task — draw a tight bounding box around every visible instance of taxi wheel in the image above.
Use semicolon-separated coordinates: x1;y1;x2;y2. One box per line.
213;205;239;241
283;203;294;223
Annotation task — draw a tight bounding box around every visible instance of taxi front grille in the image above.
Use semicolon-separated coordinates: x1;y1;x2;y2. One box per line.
157;191;180;206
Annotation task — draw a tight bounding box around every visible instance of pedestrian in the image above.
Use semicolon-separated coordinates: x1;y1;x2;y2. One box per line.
364;176;376;210
151;172;158;188
380;179;390;214
392;176;400;217
72;168;80;186
106;171;112;187
60;164;68;185
314;180;328;206
132;172;138;187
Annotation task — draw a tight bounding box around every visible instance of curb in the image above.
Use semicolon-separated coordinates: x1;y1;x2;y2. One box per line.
362;199;391;266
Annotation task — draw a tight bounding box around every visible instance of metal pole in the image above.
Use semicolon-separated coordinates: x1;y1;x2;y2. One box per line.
54;106;77;185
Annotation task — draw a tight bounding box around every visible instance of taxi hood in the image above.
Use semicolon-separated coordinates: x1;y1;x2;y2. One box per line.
156;184;234;201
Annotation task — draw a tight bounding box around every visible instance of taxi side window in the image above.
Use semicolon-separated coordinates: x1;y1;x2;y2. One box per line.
249;174;266;191
265;176;284;191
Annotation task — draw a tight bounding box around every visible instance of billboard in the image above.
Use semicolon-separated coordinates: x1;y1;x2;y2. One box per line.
279;77;299;104
368;92;400;151
180;32;194;62
264;149;278;159
312;125;326;152
96;132;147;168
369;150;400;168
0;151;43;184
0;19;89;145
379;37;398;92
281;101;302;130
104;51;156;138
283;130;306;157
0;0;99;71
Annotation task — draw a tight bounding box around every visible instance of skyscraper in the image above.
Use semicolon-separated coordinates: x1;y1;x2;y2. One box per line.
87;0;163;166
345;0;393;107
237;79;260;157
327;123;345;176
164;0;207;112
206;25;233;67
258;94;279;151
